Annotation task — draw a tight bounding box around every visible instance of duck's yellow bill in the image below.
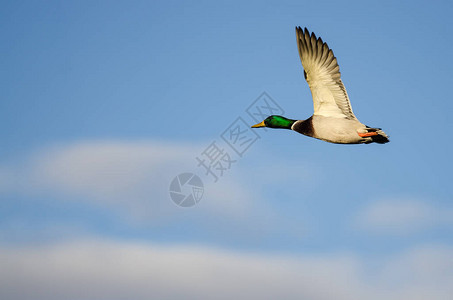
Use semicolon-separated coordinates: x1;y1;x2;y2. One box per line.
251;121;265;128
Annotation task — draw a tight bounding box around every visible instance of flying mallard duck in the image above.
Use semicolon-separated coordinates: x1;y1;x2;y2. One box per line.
252;27;389;144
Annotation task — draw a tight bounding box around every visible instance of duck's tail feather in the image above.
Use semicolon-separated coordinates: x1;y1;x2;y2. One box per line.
366;126;390;144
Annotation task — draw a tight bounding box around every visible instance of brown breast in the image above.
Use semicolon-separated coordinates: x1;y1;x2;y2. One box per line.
292;116;314;137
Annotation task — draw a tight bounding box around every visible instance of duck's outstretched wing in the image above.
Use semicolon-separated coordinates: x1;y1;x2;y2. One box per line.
296;27;357;120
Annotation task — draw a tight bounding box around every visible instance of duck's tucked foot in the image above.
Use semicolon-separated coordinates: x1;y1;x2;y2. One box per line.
357;132;378;137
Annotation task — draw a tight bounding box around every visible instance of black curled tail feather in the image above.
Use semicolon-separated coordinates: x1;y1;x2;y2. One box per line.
366;126;390;144
372;133;390;144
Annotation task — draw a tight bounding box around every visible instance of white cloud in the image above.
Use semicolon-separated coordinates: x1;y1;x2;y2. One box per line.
0;239;451;300
0;140;197;222
0;139;304;237
5;140;198;198
355;198;453;235
0;140;246;205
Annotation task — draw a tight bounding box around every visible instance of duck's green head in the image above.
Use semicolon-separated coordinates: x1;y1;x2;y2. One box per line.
251;115;296;129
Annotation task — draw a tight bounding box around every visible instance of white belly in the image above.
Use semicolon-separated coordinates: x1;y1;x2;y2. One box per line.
311;115;366;144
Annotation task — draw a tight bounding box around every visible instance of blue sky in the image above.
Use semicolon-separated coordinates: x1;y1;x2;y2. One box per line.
1;0;452;299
